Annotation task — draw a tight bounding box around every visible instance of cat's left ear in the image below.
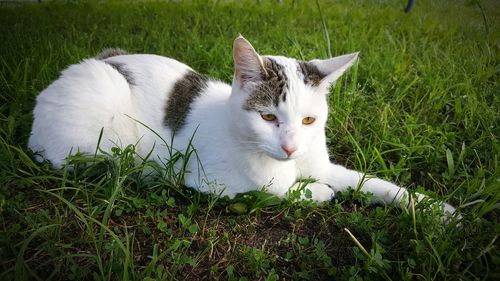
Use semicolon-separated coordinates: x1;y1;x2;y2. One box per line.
309;52;359;89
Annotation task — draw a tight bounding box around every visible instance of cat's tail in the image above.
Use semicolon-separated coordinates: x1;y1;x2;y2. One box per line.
29;59;139;168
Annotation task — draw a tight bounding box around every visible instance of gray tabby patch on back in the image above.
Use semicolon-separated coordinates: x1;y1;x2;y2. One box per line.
96;48;128;60
244;57;289;111
164;70;208;131
297;61;325;86
103;61;136;86
96;48;136;86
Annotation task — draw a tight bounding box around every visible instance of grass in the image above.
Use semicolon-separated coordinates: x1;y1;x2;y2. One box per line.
0;0;498;280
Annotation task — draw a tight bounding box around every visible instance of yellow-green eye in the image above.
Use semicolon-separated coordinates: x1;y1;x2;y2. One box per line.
261;114;277;122
302;117;316;125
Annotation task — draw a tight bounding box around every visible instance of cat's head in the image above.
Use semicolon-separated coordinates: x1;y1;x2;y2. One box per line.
229;36;358;160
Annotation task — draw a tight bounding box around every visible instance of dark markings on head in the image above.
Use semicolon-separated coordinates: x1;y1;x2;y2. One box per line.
244;57;289;111
297;61;326;86
164;70;208;131
103;61;136;86
96;48;128;60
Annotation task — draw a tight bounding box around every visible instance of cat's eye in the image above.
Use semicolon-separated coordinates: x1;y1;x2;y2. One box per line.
302;117;316;125
261;114;277;122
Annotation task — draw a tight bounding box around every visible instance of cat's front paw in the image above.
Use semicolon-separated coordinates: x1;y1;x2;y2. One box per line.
441;202;463;224
306;183;335;202
443;202;457;216
420;200;461;224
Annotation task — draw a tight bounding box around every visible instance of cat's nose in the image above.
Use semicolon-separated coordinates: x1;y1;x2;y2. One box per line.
281;145;297;157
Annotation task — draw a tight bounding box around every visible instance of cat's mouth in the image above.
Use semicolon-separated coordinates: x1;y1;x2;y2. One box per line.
272;154;295;161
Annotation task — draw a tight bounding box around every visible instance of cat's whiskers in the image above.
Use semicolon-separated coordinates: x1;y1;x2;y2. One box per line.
238;144;263;152
235;140;260;145
227;139;271;155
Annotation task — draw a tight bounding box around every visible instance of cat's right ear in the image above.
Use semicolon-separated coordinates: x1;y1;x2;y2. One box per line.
233;36;266;87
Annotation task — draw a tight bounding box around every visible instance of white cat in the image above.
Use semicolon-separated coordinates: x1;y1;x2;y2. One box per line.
28;36;455;214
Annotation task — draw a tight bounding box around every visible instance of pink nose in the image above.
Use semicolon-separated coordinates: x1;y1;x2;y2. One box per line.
281;145;297;157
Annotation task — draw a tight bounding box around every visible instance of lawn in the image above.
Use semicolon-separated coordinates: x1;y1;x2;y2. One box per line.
0;0;498;280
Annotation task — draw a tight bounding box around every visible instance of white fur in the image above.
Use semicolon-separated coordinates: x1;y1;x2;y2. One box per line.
29;37;456;215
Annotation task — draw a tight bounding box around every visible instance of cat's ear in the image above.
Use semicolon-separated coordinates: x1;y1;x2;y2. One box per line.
309;52;359;89
233;35;267;87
